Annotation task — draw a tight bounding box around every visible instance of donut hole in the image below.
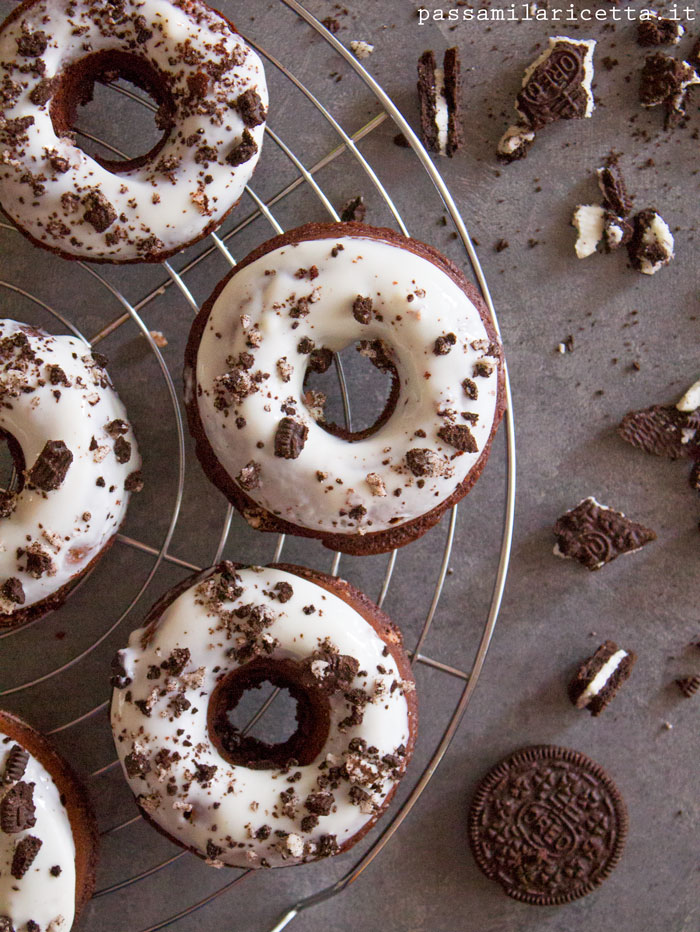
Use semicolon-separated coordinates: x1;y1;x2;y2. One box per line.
303;340;400;441
50;50;175;171
208;659;330;771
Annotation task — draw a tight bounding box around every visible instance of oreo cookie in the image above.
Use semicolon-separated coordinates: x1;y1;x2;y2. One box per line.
568;640;637;716
553;497;656;571
417;47;463;157
468;745;628;905
498;37;596;161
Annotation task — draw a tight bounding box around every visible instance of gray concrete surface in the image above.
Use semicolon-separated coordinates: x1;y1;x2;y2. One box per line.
0;1;697;930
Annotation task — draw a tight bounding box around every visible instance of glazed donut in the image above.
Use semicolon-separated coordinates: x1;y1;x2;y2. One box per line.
185;222;505;555
0;710;99;932
0;319;142;629
0;0;267;262
110;562;417;868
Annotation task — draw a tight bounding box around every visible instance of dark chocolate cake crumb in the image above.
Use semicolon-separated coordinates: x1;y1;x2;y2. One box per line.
1;577;25;606
237;460;262;491
434;333;456;356
438;423;478;453
340;195;366;223
352;295;373;325
226;129;258;166
235;88;267;128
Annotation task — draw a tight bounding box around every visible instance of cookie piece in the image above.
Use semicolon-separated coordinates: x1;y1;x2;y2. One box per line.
637;14;685;47
639;52;699;127
417;48;463;157
496;123;535;163
571;205;631;258
618;404;699;459
597;155;633;218
568;640;637;715
627;208;675;274
468;745;628;905
553;497;656;571
675;675;699;698
497;37;596;160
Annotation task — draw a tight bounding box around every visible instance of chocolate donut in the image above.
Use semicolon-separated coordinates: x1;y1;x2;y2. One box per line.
0;0;267;262
0;320;142;629
184;222;506;555
110;562;417;868
0;710;99;931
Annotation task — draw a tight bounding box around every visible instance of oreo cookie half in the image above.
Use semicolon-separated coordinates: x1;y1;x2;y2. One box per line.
417;48;463;157
468;745;628;905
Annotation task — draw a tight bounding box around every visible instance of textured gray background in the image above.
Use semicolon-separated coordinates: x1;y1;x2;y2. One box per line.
0;1;698;930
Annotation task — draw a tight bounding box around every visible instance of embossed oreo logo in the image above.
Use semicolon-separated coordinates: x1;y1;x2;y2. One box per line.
518;46;588;127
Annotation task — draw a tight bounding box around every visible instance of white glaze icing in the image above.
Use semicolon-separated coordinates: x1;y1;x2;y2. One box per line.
580;649;628;702
0;732;76;931
189;233;501;537
0;0;267;260
572;204;605;258
0;319;141;616
110;564;414;868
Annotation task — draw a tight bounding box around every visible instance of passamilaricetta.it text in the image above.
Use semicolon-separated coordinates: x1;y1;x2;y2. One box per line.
417;5;695;24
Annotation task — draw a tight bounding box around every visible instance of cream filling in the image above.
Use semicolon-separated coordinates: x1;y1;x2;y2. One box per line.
639;212;674;275
0;734;76;930
434;69;450;154
580;650;628;702
572;205;605;258
677;378;700;413
497;124;535;156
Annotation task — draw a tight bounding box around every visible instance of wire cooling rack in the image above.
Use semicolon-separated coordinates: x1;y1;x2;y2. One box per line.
0;2;515;929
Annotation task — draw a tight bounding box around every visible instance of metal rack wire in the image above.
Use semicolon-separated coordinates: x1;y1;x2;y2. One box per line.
0;2;516;929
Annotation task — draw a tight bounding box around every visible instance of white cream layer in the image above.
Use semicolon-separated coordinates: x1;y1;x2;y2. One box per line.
0;0;267;260
190;234;500;537
433;68;449;154
677;378;700;413
580;649;628;702
111;565;413;868
0;320;140;614
638;212;674;275
572;204;605;258
0;732;76;931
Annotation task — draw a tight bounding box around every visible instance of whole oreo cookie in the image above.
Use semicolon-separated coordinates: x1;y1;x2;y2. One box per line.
468;745;628;905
